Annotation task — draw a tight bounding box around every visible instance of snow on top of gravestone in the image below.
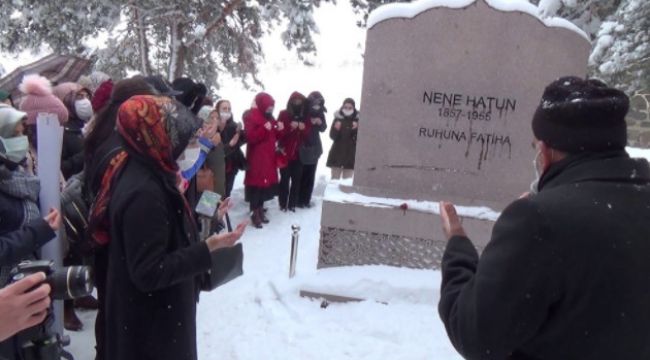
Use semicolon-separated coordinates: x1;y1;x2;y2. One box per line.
324;181;501;221
367;0;589;41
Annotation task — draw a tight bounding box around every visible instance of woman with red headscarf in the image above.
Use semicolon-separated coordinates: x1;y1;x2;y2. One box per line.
89;95;246;360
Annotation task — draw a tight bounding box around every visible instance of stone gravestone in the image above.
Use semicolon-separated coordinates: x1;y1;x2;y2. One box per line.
318;0;591;270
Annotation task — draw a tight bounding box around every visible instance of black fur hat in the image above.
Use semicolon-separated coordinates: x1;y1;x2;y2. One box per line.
172;78;208;114
532;76;629;153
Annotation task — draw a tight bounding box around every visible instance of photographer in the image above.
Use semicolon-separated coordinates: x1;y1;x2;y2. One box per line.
0;110;61;268
1;112;61;359
0;273;51;342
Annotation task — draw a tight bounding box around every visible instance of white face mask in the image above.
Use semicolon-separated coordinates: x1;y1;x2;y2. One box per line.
75;99;93;121
0;135;29;164
220;112;232;120
342;109;354;117
266;106;274;115
530;149;543;194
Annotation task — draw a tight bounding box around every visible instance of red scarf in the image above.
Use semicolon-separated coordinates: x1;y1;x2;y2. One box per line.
88;95;194;246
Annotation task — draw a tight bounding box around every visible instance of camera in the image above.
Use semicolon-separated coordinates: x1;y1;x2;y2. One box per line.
9;260;93;300
6;260;94;360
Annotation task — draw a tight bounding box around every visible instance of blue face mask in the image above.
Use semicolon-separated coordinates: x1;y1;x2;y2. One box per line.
0;135;29;165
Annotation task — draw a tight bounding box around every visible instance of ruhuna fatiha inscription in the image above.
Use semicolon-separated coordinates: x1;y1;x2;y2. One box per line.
418;90;518;169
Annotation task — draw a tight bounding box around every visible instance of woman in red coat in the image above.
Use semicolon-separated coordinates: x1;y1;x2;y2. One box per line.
244;92;284;228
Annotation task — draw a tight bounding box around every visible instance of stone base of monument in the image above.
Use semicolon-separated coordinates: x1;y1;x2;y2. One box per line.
318;181;498;270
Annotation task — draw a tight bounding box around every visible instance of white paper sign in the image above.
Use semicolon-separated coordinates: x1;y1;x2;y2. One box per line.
36;112;65;333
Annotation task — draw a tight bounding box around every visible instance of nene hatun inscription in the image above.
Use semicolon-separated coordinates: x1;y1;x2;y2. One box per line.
418;90;519;169
319;0;592;270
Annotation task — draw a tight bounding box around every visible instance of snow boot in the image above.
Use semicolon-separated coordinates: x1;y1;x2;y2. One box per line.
251;209;263;229
64;300;83;331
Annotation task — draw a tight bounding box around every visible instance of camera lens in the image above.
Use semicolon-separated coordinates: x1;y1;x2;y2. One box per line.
48;266;94;300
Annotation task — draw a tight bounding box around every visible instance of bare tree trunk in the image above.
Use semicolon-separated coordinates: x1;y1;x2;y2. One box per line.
134;6;152;76
168;21;186;81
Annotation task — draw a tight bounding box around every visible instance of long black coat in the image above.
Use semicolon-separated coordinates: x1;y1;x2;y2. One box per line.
105;157;212;360
300;111;327;165
61;120;85;180
439;151;650;360
326;110;358;169
221;119;247;173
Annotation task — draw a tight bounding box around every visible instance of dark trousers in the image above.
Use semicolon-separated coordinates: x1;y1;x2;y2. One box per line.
299;163;317;206
278;159;303;210
225;170;238;198
247;186;266;212
94;248;109;360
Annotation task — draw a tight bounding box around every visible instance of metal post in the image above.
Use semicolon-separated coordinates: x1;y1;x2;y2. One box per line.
289;224;300;278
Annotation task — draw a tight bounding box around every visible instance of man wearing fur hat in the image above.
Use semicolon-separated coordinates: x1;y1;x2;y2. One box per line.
438;77;650;360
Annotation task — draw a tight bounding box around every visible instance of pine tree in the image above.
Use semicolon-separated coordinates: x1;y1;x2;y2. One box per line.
0;0;329;89
532;0;648;94
587;0;649;94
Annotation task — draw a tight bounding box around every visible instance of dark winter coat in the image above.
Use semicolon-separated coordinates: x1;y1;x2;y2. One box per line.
83;131;123;360
0;169;54;360
0;192;54;266
326;110;359;169
439;151;650;360
61;92;86;179
244;96;281;188
277;92;311;162
221;119;246;173
105;157;212;360
299;109;327;165
0;168;53;267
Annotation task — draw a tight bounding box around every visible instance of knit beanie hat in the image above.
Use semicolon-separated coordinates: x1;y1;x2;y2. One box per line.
78;71;110;93
53;82;82;101
19;75;69;125
171;78;207;114
0;104;27;138
0;90;10;102
91;79;114;112
532;76;629;153
197;105;215;123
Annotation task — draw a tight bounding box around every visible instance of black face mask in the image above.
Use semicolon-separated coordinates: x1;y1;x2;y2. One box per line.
291;103;303;116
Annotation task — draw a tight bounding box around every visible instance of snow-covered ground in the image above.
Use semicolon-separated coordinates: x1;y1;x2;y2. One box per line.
64;168;462;360
4;1;650;359
46;4;460;359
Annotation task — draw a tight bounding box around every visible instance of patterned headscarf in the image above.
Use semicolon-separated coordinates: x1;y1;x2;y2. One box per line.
88;95;202;245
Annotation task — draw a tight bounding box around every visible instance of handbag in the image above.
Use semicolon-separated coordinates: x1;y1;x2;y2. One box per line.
275;147;288;169
60;172;92;255
200;243;244;291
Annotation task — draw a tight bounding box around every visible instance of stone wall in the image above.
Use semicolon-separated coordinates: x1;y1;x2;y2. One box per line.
627;91;650;148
